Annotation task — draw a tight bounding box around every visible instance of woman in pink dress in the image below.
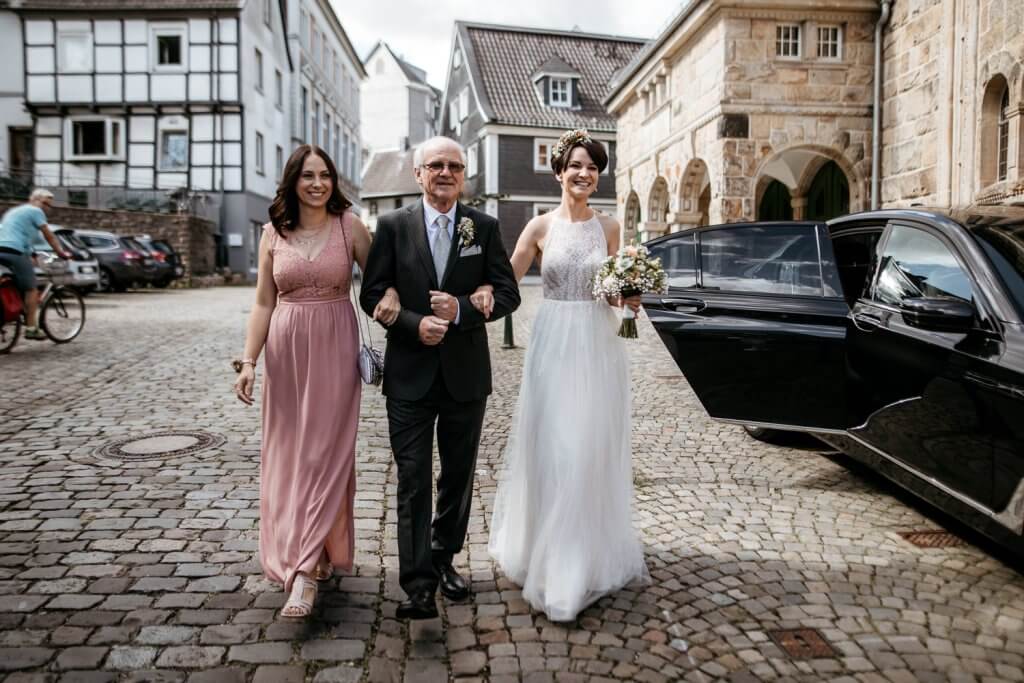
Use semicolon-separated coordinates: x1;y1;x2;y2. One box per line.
233;145;399;618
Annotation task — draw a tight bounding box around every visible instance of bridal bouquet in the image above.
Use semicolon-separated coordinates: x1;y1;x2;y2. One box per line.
592;244;668;338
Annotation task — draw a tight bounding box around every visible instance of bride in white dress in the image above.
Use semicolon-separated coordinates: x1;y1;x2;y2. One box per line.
476;129;649;622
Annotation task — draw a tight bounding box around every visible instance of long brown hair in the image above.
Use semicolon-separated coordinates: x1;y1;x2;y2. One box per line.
268;144;351;237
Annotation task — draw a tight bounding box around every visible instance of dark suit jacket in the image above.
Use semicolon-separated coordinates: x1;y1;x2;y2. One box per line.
359;199;520;402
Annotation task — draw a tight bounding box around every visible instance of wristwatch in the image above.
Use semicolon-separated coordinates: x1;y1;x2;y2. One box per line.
232;358;256;373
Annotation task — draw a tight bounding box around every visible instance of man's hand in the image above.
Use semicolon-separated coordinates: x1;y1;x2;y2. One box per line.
469;284;494;319
418;315;450;346
429;290;459;322
373;287;401;326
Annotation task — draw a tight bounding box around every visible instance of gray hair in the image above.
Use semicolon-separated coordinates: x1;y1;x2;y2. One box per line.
29;188;54;202
413;136;466;167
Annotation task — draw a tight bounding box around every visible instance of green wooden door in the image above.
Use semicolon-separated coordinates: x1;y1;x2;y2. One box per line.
807;161;849;221
758;180;793;220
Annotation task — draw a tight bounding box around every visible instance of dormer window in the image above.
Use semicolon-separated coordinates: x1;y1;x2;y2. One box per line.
550;78;570;107
531;54;581;109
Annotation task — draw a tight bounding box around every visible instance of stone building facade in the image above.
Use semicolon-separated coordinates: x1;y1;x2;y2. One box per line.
606;0;880;243
881;0;1024;209
608;0;1024;242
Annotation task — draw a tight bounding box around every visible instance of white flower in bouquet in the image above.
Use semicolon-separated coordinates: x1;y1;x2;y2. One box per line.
592;243;669;339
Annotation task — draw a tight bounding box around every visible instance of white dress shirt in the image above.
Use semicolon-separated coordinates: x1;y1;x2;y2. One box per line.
423;201;460;323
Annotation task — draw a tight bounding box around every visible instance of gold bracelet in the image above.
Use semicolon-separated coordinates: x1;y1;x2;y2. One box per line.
231;358;256;373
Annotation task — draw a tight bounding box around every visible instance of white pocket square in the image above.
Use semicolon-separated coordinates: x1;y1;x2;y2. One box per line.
459;245;482;257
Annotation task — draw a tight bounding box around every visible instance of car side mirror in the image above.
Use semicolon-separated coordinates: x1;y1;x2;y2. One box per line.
900;297;975;333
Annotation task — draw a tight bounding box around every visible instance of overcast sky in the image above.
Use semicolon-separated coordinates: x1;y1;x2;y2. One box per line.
331;1;685;89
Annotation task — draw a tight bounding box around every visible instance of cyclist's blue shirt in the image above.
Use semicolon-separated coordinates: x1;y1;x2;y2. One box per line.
0;204;47;254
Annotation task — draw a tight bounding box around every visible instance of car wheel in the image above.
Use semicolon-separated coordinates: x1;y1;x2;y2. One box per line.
154;278;171;289
97;268;112;293
743;425;784;442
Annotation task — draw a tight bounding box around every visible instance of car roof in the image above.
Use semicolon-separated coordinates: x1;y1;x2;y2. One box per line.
70;228;121;238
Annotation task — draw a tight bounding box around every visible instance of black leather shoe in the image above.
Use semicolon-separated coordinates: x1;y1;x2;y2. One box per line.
396;590;438;620
434;561;470;601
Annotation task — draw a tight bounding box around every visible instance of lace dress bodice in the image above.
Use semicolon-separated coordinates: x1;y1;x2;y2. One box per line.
266;214;352;301
541;216;607;302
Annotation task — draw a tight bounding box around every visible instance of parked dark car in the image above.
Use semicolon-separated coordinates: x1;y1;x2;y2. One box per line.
642;208;1024;556
32;226;100;294
64;228;149;292
132;234;182;287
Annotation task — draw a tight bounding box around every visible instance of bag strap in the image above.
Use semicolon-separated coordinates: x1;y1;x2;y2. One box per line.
337;212;376;348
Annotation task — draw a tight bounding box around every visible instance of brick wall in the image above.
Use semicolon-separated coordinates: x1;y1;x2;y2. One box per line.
0;202;216;281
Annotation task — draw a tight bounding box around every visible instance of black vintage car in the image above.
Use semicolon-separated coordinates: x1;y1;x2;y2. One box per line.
642;209;1024;556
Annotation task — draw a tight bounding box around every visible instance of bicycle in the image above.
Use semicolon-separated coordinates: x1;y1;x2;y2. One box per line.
0;252;86;353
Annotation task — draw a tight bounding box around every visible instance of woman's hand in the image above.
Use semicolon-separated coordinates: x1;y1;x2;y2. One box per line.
470;284;495;319
234;365;255;405
373;287;401;326
622;295;642;314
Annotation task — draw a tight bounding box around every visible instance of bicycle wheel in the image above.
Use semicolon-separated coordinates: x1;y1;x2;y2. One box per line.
0;316;21;354
40;286;85;343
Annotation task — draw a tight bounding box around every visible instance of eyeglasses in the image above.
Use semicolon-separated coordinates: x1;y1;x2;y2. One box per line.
421;161;465;174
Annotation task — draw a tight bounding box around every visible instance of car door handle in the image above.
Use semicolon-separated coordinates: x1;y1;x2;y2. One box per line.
852;311;883;330
660;297;707;312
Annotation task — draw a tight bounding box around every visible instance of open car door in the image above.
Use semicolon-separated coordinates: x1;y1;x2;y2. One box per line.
643;222;853;432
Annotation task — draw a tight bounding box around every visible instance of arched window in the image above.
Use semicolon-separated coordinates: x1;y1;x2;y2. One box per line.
998;87;1010;182
648;177;669;224
624;191;640;243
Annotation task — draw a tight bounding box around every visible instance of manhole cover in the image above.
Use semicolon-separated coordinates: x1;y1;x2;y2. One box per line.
898;530;965;548
76;430;227;467
768;628;837;659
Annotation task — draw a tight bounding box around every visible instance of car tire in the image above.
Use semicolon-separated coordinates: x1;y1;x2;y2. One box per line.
743;425;785;442
154;278;171;289
97;268;114;293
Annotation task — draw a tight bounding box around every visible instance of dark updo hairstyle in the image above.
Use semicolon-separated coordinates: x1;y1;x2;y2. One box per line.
268;144;351;237
550;129;609;175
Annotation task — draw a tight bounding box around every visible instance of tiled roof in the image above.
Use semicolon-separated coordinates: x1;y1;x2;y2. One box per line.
531;55;582;80
9;0;243;8
360;149;421;198
458;22;645;132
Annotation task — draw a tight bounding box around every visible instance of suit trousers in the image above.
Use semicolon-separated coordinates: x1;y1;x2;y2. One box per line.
386;371;487;596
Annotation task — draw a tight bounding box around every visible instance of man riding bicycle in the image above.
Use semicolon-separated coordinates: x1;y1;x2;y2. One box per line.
0;188;72;340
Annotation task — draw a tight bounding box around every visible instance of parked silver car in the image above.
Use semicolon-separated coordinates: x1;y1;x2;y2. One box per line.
32;225;100;294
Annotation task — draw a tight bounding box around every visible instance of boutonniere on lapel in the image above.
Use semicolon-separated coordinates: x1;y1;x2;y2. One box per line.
457;217;475;249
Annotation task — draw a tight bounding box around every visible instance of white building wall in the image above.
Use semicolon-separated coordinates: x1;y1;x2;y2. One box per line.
0;11;32;176
361;47;412;152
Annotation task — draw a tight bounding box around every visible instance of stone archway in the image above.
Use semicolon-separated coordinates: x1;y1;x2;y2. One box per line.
673;158;710;230
624;190;641;244
755;144;863;220
642;176;669;239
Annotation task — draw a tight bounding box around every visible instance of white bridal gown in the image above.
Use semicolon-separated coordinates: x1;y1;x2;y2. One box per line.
488;214;650;622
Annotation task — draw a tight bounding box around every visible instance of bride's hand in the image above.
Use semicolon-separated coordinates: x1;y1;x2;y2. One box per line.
470;284;494;319
374;287;401;326
623;295;642;314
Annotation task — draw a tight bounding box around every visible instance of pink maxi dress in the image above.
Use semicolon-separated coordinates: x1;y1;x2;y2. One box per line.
259;212;360;591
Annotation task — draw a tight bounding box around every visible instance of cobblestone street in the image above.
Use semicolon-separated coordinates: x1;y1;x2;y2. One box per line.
1;285;1023;683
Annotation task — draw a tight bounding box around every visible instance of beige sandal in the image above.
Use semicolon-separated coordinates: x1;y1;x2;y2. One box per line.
280;573;317;619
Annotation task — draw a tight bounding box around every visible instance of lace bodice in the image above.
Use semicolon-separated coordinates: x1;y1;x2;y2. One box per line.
541;215;608;301
267;213;352;301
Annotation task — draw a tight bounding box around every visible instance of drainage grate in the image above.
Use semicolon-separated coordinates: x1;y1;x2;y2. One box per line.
768;628;837;659
898;530;965;548
76;430;228;467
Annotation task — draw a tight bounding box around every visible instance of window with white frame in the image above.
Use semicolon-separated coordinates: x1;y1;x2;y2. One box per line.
817;26;842;60
534;138;557;172
775;24;801;59
276;145;283;179
467;143;479;177
449;101;459;134
334;123;341;169
254;48;264;92
324;112;331;155
998;88;1010;181
300;11;308;46
275;70;283;108
550;78;571;107
255;131;265;175
453;48;462;69
152;25;187;71
58;31;93;73
67;117;124;160
534;204;558;217
263;0;272;26
459;87;470;121
159;130;188;171
313;100;320;146
311;27;319;62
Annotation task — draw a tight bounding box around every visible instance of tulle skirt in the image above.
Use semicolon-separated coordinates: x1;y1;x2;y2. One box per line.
488;298;650;621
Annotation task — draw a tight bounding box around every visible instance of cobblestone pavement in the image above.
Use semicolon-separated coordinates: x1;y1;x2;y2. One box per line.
1;286;1023;683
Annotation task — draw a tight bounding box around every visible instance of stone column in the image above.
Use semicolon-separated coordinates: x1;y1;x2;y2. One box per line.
668;211;704;233
638;221;669;242
791;196;808;220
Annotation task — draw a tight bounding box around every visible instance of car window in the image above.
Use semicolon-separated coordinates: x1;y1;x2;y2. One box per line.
972;224;1024;318
832;230;882;304
150;241;174;255
700;224;823;296
870;224;973;306
81;235;116;249
646;234;697;288
60;232;88;250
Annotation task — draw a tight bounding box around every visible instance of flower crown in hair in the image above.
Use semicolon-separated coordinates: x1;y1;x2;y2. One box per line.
551;128;593;164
